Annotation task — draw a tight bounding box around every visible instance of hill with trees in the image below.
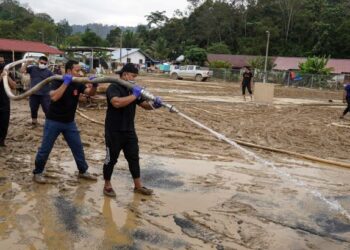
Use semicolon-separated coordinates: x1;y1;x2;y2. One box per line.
1;0;350;61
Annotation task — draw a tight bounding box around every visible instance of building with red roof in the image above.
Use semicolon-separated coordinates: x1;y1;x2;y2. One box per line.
208;53;350;74
0;38;63;63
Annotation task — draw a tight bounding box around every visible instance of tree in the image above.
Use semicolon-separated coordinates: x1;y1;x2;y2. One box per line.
248;56;276;71
24;18;57;43
64;34;82;46
150;37;169;60
81;28;106;47
184;47;207;65
299;56;333;75
0;20;16;38
56;19;72;45
277;0;303;42
122;30;140;48
207;42;231;54
145;11;169;28
209;60;232;68
106;27;122;47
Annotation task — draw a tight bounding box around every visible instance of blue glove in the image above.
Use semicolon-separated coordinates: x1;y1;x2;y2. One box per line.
88;75;99;87
132;85;143;98
63;74;72;86
88;75;96;81
153;96;163;109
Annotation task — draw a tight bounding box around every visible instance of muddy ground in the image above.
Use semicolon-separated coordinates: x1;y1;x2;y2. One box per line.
1;75;350;249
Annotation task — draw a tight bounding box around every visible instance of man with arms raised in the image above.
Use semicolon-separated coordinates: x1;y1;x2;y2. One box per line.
33;60;98;183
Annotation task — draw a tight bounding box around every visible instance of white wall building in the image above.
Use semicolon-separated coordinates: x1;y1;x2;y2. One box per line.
111;48;146;65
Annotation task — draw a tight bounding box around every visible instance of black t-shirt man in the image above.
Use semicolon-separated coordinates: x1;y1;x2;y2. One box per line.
105;83;144;132
0;78;10;112
242;71;253;85
46;80;86;123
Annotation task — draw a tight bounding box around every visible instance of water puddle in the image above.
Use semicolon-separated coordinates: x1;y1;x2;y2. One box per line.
0;152;349;249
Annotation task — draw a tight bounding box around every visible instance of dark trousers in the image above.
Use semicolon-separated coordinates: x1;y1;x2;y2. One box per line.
0;110;10;143
242;82;252;95
343;97;350;116
29;94;50;119
33;119;89;174
103;130;140;181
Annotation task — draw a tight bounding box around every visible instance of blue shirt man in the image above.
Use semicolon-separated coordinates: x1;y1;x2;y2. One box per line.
21;56;53;126
340;82;350;119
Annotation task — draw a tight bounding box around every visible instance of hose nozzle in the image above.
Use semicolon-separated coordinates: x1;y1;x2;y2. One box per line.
140;89;178;113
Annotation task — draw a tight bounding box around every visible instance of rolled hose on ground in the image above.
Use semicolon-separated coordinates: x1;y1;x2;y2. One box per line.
2;59;178;113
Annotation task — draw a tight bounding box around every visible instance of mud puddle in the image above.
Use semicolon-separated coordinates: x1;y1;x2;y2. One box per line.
1;150;350;249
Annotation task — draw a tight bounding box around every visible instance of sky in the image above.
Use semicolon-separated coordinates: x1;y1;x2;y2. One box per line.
19;0;189;26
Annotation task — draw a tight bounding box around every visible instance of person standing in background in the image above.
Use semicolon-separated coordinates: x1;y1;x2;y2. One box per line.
241;67;254;101
21;56;53;126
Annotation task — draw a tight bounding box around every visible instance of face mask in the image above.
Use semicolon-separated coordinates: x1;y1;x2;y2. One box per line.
38;63;47;69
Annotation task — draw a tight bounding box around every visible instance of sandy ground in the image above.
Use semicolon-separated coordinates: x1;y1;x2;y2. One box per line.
1;75;350;249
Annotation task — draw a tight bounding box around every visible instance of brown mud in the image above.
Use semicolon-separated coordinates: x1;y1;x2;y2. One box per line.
1;76;350;249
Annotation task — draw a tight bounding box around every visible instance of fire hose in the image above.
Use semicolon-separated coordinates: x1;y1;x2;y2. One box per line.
2;59;178;113
3;59;350;169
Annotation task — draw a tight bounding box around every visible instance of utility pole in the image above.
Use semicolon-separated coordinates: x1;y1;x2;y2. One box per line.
119;31;123;63
263;30;270;84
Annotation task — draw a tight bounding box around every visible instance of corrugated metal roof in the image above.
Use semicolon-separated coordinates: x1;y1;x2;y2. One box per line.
326;59;350;74
0;38;63;54
274;57;350;73
208;54;257;68
273;57;306;71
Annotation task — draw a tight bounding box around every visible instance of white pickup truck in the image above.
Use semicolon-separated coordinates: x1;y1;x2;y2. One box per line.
170;65;213;82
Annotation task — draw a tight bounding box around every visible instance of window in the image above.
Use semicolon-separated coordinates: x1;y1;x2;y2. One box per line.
139;59;143;64
127;58;131;63
180;66;186;70
188;66;194;70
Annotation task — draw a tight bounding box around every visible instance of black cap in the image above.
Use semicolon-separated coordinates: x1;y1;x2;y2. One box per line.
116;63;139;75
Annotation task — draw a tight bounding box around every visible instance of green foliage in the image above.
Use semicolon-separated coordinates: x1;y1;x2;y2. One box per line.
81;28;106;47
64;34;82;47
209;60;231;69
248;56;276;71
0;20;16;38
122;30;140;48
3;0;350;61
106;27;121;47
145;11;169;28
150;37;169;60
299;56;333;75
184;47;207;66
207;43;231;54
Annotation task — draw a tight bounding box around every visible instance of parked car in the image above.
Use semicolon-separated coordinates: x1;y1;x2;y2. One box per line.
170;65;213;82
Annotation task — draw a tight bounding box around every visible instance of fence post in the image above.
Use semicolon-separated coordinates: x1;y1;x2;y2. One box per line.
224;68;226;82
310;75;313;88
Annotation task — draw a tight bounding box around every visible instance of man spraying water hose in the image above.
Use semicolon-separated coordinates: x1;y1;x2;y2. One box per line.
33;60;98;184
102;63;163;197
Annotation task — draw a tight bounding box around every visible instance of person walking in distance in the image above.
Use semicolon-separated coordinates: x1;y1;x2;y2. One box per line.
21;56;53;126
33;60;98;184
103;63;163;197
241;67;254;101
340;75;350;119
